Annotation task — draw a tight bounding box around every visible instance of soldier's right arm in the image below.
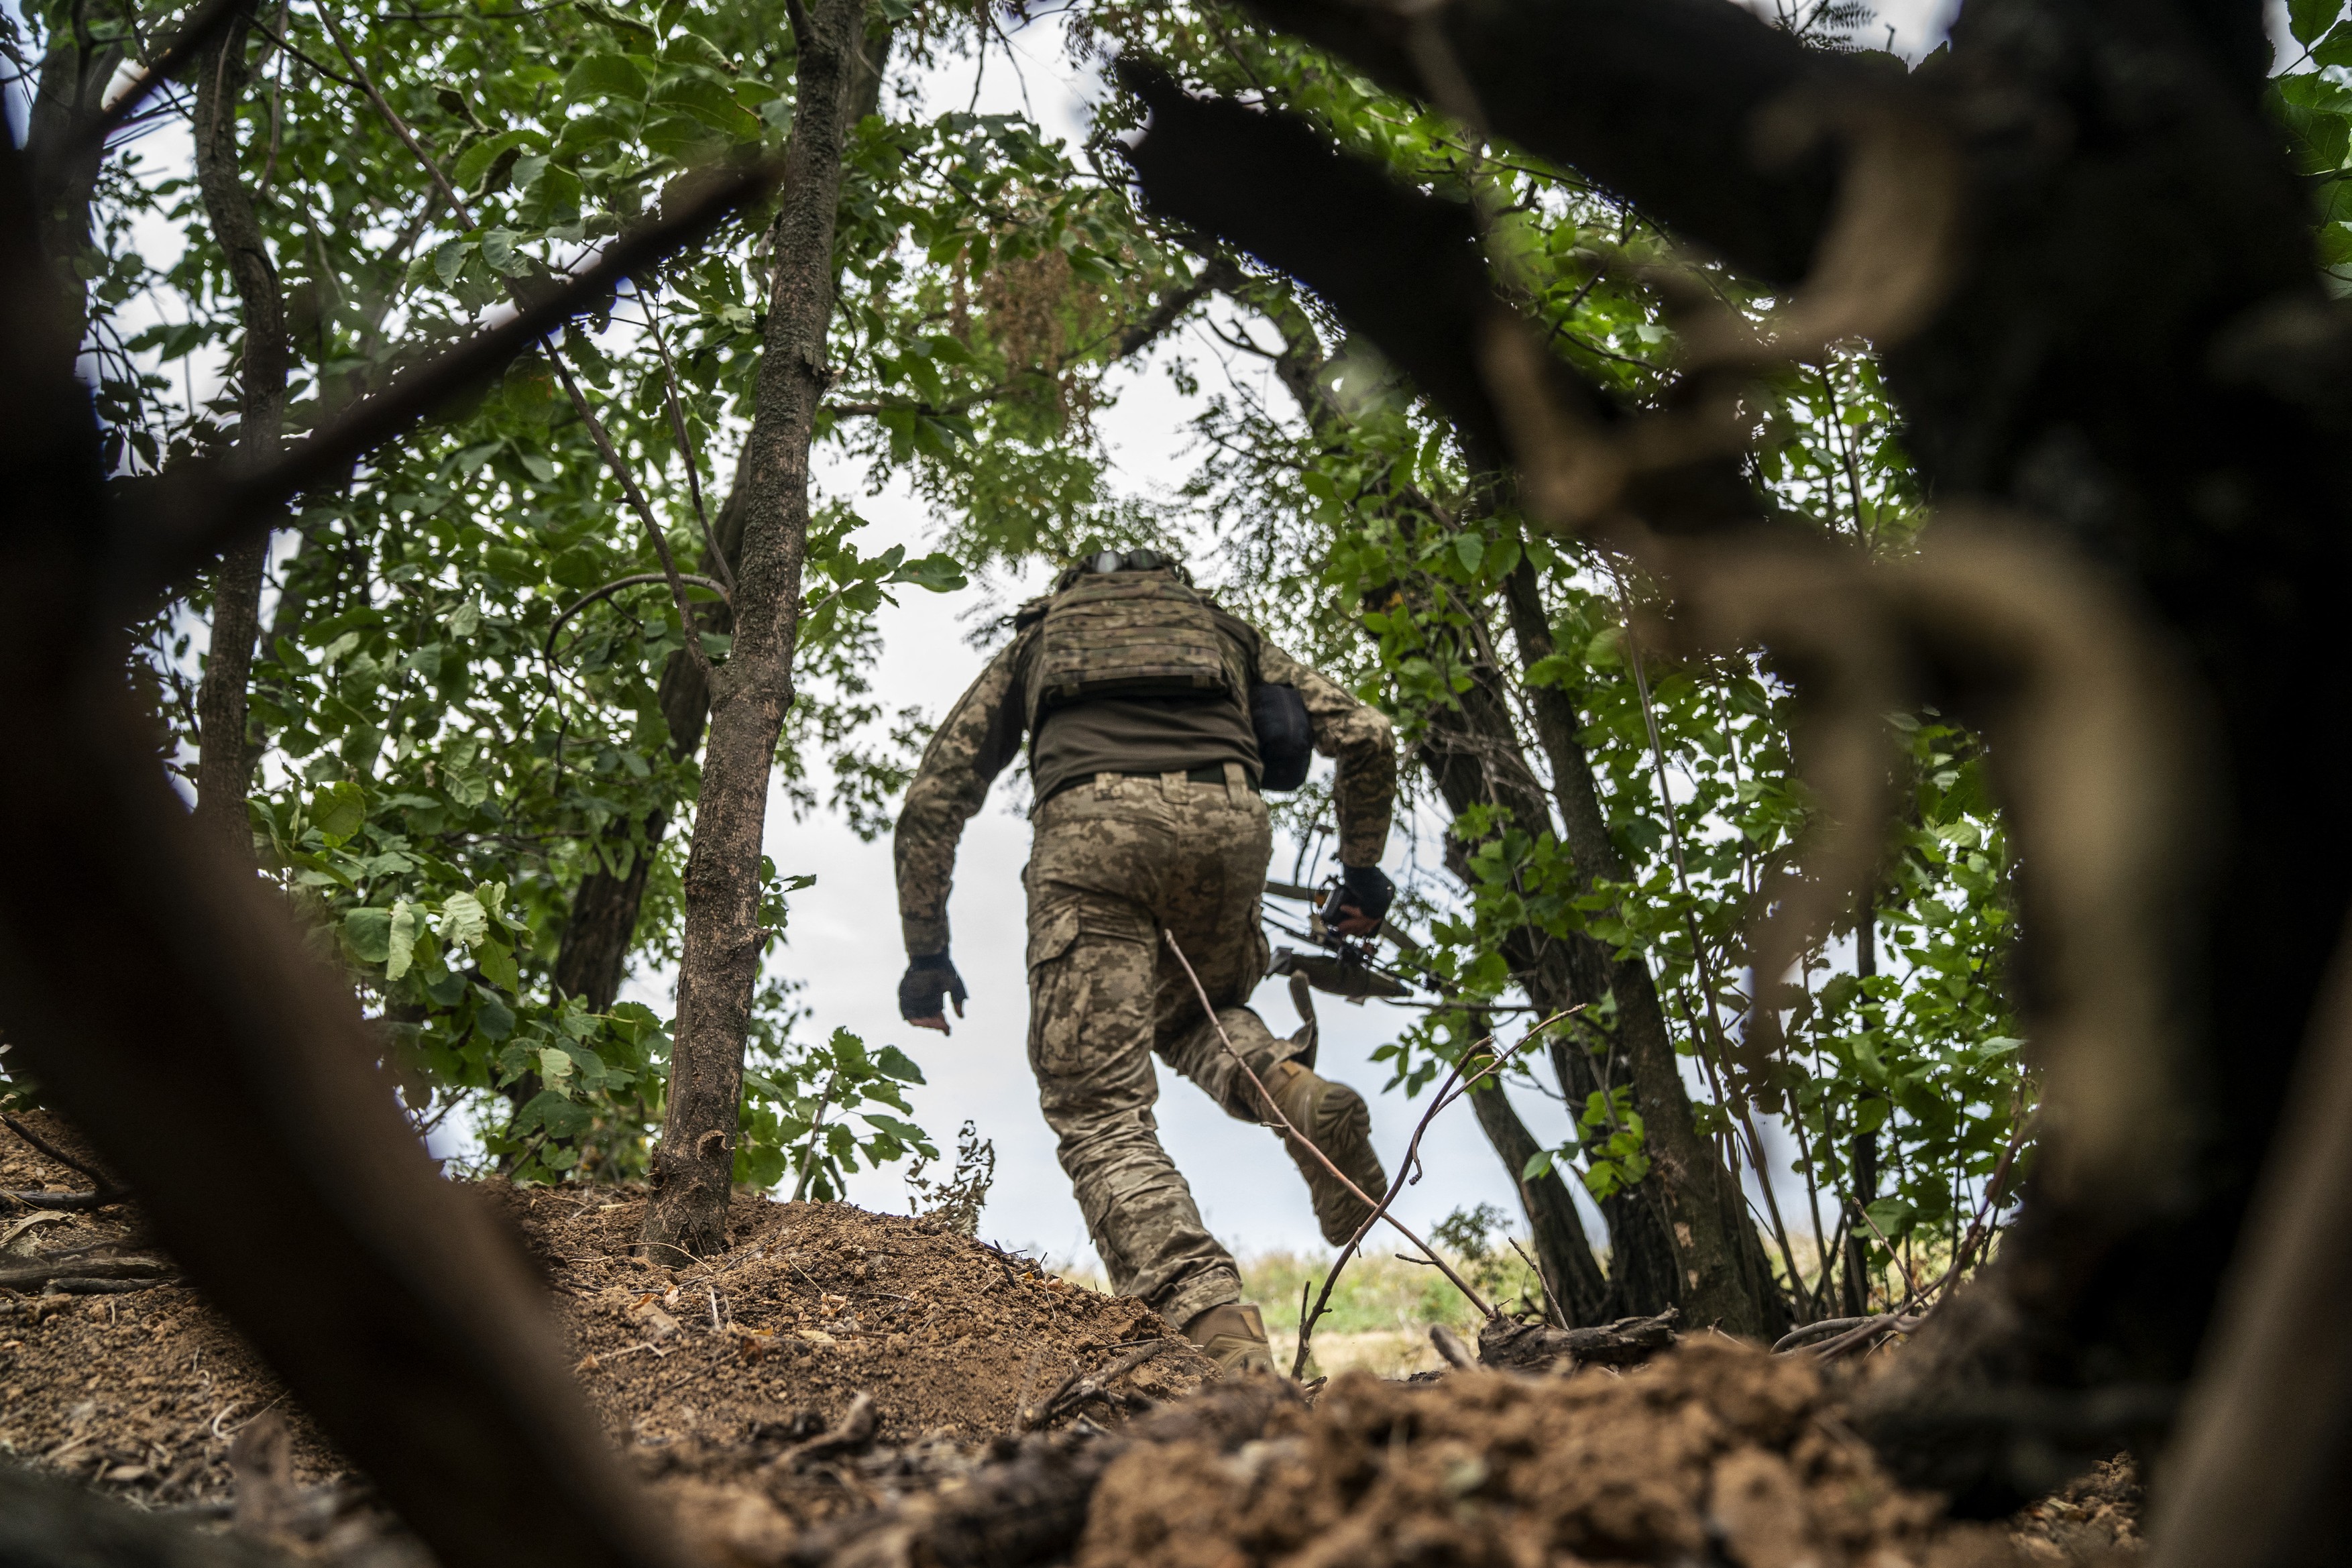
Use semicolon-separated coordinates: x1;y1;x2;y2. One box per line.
895;635;1029;959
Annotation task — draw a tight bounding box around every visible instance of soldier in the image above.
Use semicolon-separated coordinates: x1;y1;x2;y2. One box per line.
894;547;1399;1375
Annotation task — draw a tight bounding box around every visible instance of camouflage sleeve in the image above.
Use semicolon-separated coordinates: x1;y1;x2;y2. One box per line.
1257;638;1396;867
895;636;1027;956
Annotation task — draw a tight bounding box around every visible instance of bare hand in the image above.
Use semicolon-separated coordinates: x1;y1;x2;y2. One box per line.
907;1013;952;1035
1328;899;1382;938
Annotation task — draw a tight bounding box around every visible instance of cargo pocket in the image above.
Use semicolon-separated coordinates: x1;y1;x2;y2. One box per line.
1027;905;1082;972
1027;901;1156;1082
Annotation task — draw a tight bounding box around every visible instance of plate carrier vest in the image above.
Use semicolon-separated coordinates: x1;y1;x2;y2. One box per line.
1016;571;1253;732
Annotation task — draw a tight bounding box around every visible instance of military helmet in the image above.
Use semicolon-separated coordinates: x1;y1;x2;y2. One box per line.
1054;543;1190;592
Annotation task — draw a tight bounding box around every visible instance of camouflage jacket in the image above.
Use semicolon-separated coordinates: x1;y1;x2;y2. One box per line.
895;622;1395;958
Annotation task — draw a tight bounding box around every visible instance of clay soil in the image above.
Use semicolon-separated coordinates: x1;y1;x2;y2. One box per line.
1076;1341;2141;1568
0;1112;1215;1550
1;1113;2142;1566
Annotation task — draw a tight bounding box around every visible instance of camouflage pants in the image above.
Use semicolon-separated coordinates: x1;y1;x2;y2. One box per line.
1025;767;1297;1331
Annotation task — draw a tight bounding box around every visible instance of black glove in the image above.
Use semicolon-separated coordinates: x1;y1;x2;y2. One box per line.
1324;864;1395;930
899;951;969;1021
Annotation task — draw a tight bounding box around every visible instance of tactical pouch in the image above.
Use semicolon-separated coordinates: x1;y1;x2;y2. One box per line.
1251;682;1312;791
1023;575;1237;720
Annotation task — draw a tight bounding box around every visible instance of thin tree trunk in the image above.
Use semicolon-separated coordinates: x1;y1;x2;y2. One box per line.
190;16;286;854
549;7;890;1008
25;9;121;338
640;0;871;1257
1248;297;1782;1337
1463;1074;1609;1325
1844;881;1877;1318
1496;560;1787;1337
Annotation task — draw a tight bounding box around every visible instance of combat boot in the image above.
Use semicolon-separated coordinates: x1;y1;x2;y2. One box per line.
1268;1059;1388;1246
1183;1301;1276;1377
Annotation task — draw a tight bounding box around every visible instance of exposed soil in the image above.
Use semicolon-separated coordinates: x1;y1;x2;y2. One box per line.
2013;1457;2143;1561
1079;1339;2078;1568
1;1112;2142;1566
0;1111;1216;1553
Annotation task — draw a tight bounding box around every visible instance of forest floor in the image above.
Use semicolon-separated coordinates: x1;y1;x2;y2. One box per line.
0;1112;2141;1567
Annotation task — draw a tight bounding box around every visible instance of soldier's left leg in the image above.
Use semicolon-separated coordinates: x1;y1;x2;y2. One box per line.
1152;774;1389;1247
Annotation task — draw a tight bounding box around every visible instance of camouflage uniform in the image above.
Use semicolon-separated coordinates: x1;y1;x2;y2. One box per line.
897;618;1394;1329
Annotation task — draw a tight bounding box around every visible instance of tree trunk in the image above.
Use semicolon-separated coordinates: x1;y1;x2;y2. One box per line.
545;0;881;1005
1461;1074;1608;1325
1243;294;1782;1337
1412;661;1783;1339
190;17;286;854
640;0;871;1257
24;9;120;337
1495;561;1787;1335
1844;881;1877;1319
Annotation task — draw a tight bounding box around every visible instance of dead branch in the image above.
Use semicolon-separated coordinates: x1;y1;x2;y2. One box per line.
1021;1339;1175;1431
779;1392;879;1468
1;1188;125;1211
2;1112;126;1196
1477;1308;1680;1374
0;1252;174;1290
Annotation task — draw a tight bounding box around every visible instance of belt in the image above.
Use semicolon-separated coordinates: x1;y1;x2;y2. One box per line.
1040;765;1251;807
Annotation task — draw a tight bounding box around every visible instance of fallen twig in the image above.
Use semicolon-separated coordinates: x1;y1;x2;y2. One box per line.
1162;929;1496;1323
1429;1323;1476;1369
1772;1315;1875;1353
1022;1339;1176;1430
1477;1307;1680;1374
2;1113;125;1198
0;1253;174;1291
1807;1310;1925;1361
779;1392;878;1467
1;1189;125;1212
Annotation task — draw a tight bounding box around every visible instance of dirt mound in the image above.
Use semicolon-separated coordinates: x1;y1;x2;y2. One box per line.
0;1112;1216;1533
2014;1456;2142;1561
1077;1341;2076;1568
1;1113;2140;1565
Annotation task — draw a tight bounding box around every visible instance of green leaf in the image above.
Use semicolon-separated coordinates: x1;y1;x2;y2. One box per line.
440;890;490;950
479;229;525;276
650;74;762;139
1520;1148;1555;1180
861;1112;928;1143
537;1044;577;1087
476;936;520;992
473;987;516;1039
311;780;367;844
387;900;423;981
564;51;648;100
875;1044;927;1084
433;238;471;287
1453;534;1483;573
343;906;392;964
2291;0;2342;46
640;114;720;160
2320;19;2352;67
889;551;967;594
453;129;536;190
520;1088;594;1139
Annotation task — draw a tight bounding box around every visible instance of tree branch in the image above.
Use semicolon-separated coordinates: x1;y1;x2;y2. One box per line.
1229;0;1843;284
